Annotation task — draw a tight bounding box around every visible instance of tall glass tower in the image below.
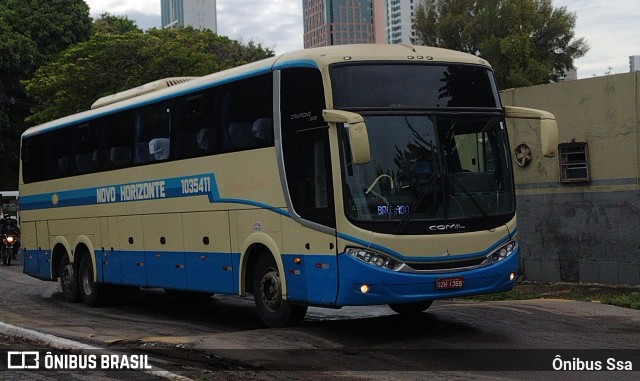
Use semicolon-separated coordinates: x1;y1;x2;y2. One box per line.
161;0;217;32
303;0;374;48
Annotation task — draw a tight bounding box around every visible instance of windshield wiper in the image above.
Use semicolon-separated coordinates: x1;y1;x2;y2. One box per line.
394;171;441;233
446;173;489;219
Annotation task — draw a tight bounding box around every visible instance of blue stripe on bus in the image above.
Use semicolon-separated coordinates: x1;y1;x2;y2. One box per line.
19;173;290;218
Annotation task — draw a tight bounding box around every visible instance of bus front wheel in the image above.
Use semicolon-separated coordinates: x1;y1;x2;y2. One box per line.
60;254;80;302
252;254;307;328
388;300;433;315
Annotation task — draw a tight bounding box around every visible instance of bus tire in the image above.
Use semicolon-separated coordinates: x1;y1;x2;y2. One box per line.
60;254;80;302
252;254;307;328
79;254;103;307
388;300;433;315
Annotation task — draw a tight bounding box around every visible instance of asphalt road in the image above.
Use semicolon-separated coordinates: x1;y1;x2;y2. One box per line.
1;254;639;381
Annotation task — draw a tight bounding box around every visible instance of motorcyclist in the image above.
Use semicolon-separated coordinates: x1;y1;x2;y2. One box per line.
1;216;20;259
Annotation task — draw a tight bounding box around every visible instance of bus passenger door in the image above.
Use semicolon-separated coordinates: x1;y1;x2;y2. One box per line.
279;67;338;305
118;215;146;286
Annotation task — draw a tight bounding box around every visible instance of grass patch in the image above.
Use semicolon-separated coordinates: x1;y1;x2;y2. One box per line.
463;289;544;302
462;282;640;310
591;293;640;309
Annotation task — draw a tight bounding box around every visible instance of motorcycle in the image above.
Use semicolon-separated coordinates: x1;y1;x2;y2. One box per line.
2;234;17;266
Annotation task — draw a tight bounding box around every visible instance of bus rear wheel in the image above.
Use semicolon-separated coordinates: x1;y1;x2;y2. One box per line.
60;254;80;302
252;254;307;328
79;254;104;307
388;300;433;315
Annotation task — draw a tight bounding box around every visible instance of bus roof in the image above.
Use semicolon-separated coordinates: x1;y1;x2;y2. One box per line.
22;44;490;139
277;44;489;68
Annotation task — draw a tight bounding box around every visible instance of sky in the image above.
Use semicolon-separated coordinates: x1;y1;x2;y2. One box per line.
84;0;640;79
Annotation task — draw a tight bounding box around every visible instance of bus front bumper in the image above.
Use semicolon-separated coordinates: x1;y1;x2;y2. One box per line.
335;248;518;306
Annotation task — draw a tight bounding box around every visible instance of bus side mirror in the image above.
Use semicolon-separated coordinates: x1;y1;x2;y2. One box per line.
323;109;371;164
505;106;559;157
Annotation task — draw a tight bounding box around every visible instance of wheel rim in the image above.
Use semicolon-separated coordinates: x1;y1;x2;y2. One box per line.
81;262;94;296
259;267;282;312
61;264;74;291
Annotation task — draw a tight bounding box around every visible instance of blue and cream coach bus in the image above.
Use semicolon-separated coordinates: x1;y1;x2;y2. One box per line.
19;45;558;327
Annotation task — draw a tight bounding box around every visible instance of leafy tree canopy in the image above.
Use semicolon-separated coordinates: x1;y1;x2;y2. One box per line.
414;0;589;88
24;28;275;124
0;0;92;189
93;12;142;35
0;0;92;69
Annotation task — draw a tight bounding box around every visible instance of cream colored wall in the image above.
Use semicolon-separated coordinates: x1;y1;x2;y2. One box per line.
502;71;639;194
500;72;640;285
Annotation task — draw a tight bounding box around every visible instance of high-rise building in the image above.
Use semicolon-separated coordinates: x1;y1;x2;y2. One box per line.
630;55;640;72
161;0;217;32
303;0;375;48
372;0;387;43
386;0;418;44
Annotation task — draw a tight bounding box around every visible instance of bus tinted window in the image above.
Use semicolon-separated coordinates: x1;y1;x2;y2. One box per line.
21;135;45;183
330;63;500;109
220;74;274;152
174;93;215;158
71;123;99;174
135;104;171;163
20;73;276;184
101;111;134;170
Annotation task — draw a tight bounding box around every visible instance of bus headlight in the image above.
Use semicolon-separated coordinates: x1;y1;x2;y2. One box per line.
346;248;402;271
482;240;517;266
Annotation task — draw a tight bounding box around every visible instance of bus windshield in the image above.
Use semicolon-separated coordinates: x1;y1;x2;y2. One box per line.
332;64;514;234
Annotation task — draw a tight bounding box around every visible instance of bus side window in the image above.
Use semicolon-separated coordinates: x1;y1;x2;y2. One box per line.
22;136;48;183
174;92;217;158
101;111;134;170
136;104;171;164
51;127;73;179
71;123;99;174
220;74;273;152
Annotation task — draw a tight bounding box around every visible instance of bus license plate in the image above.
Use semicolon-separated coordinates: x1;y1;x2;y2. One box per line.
435;276;464;290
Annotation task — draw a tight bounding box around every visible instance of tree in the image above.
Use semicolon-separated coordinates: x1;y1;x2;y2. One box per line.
93;12;142;35
0;0;92;189
0;0;92;69
24;28;274;124
414;0;589;88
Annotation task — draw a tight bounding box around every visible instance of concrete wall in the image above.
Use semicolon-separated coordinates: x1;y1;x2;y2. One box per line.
501;72;640;285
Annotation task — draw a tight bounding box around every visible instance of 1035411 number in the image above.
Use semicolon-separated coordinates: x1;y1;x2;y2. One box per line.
180;177;212;194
